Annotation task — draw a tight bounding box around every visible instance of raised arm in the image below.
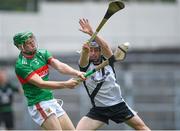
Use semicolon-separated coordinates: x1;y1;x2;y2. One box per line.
79;43;90;67
79;18;113;58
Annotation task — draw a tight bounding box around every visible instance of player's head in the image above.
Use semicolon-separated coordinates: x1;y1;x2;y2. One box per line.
13;31;37;55
89;41;101;64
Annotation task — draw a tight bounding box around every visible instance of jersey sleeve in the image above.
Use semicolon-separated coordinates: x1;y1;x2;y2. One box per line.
108;55;116;66
44;50;54;64
38;49;54;64
15;64;35;84
44;50;52;60
78;61;90;72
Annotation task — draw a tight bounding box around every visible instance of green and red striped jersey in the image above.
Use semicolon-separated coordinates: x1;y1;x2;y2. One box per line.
15;49;54;106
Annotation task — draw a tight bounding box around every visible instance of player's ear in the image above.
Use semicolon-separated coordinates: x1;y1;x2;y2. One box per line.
17;45;22;50
18;45;24;51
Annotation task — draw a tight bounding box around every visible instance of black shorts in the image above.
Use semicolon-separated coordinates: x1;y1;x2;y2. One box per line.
86;102;135;124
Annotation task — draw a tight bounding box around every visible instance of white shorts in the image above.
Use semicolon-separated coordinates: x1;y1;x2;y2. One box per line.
28;99;65;126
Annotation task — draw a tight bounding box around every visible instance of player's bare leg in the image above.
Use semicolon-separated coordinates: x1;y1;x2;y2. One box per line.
125;114;151;130
76;116;105;130
41;114;62;130
58;113;75;130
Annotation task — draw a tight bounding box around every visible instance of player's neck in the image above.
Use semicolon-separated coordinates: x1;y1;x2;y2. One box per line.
22;51;36;59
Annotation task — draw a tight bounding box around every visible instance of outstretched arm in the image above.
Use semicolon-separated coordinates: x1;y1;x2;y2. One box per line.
50;58;86;80
28;73;79;89
79;18;113;58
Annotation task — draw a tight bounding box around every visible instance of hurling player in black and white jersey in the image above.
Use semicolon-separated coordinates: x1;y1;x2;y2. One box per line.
76;18;151;130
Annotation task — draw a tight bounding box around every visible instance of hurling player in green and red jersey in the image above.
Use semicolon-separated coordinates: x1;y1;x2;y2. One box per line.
13;31;86;130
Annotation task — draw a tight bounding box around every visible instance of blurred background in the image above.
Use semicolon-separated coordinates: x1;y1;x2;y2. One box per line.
0;0;180;130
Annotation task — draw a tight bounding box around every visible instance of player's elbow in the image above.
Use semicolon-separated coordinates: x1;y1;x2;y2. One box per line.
29;79;47;89
36;82;45;88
